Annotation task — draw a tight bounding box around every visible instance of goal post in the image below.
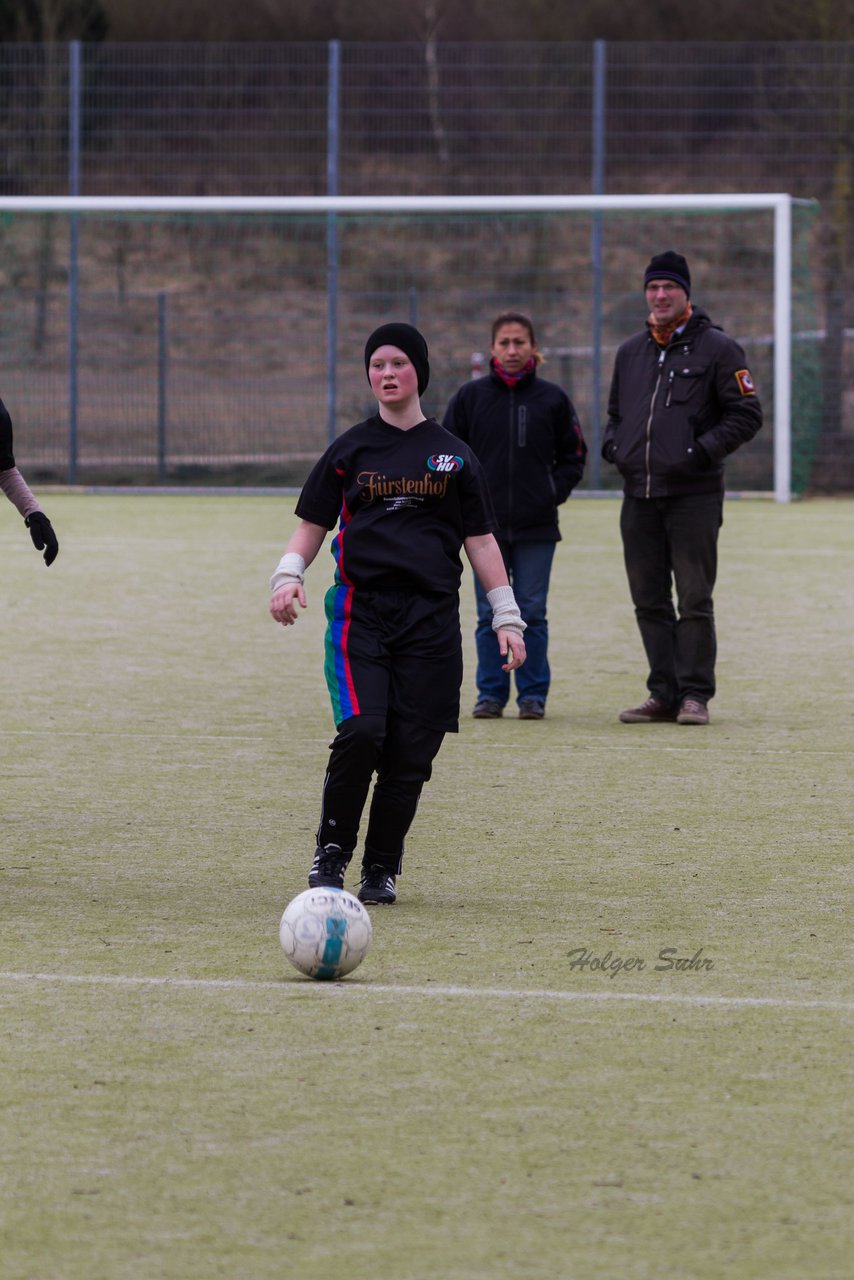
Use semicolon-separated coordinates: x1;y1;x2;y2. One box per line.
0;193;817;499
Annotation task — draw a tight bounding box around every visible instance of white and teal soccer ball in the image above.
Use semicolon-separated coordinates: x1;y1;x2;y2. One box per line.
279;887;372;980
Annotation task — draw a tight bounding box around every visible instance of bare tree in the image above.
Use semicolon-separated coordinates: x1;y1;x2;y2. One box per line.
91;0;850;40
750;3;853;452
7;1;107;349
414;1;451;166
812;5;853;442
6;0;106;40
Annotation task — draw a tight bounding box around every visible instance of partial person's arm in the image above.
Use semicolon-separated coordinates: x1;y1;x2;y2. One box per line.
698;340;763;462
0;468;59;566
464;533;527;672
601;362;621;463
553;393;588;501
1;396;59;566
269;520;328;626
0;466;40;518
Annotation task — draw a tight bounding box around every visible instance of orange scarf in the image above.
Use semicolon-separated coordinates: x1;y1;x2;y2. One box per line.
648;303;693;348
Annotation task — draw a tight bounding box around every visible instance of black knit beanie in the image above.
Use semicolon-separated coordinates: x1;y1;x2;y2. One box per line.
364;323;430;395
643;251;691;297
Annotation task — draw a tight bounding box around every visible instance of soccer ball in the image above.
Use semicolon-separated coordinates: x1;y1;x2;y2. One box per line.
279;887;372;980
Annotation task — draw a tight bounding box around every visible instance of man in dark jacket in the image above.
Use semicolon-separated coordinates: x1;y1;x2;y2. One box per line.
444;312;587;719
603;251;762;726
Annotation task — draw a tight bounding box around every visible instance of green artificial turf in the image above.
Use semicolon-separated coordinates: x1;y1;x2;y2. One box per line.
1;494;851;1279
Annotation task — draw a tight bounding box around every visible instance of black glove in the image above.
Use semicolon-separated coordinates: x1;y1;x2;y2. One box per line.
602;440;618;464
25;511;59;566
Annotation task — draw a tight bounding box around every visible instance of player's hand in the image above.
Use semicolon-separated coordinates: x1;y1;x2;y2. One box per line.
25;512;59;566
497;627;526;671
270;583;307;626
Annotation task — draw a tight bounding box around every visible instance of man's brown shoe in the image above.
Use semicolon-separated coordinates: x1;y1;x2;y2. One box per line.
677;698;710;725
473;699;503;719
618;696;677;724
518;699;545;720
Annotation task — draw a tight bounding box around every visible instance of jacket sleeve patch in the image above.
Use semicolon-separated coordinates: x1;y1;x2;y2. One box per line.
734;369;756;396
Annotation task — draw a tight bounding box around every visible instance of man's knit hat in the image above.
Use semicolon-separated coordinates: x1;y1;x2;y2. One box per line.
364;322;430;395
643;250;691;297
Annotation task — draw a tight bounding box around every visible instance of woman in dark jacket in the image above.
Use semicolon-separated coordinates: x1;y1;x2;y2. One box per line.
444;312;587;719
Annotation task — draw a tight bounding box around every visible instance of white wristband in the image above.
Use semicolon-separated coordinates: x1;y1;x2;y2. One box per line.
487;585;526;634
270;551;306;593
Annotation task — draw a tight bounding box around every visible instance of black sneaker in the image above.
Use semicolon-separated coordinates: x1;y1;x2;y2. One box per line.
308;844;351;889
357;864;397;905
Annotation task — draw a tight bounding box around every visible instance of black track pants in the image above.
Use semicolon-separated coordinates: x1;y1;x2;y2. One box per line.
316;712;445;873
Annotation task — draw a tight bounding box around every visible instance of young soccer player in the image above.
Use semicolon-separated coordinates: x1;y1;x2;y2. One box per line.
269;323;526;904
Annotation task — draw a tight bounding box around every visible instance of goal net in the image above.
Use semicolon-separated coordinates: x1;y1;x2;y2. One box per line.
0;195;819;498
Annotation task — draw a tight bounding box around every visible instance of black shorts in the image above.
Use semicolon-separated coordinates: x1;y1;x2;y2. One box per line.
323;584;463;732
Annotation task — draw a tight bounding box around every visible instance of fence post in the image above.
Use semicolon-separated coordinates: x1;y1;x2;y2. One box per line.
157;292;168;481
773;194;792;503
590;39;606;487
326;39;341;447
68;40;82;484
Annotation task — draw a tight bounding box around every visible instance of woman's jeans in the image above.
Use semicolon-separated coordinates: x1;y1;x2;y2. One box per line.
474;539;556;707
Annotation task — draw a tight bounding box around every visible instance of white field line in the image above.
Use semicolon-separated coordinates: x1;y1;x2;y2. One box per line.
0;971;850;1012
0;728;847;757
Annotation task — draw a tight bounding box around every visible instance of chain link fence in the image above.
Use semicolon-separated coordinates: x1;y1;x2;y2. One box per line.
0;41;851;490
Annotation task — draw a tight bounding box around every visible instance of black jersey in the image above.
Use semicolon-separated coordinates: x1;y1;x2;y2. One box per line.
296;414;497;594
0;398;16;471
